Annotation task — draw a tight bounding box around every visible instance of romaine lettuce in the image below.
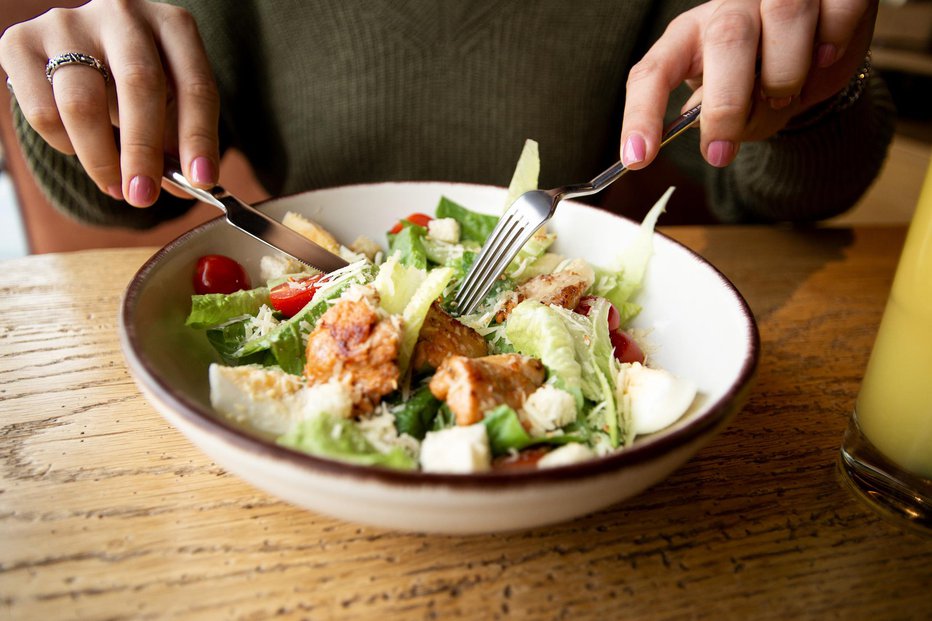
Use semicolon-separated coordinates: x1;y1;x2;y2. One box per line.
435;197;498;244
591;187;673;319
278;413;416;470
186;287;270;329
505;300;583;406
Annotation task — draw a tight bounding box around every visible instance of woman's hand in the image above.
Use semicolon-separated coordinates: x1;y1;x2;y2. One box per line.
0;0;219;207
619;0;878;169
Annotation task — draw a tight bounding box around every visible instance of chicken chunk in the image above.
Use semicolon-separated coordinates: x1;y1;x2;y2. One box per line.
496;263;594;321
304;297;401;415
411;302;488;373
429;354;546;425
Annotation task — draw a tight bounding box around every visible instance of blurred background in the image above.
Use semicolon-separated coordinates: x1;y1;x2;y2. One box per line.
1;0;931;260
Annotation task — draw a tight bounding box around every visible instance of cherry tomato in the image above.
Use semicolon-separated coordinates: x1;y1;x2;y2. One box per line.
575;295;621;332
193;254;251;295
610;329;645;364
388;212;433;235
269;274;328;318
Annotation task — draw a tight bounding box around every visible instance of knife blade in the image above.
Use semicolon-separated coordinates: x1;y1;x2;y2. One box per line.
162;155;350;273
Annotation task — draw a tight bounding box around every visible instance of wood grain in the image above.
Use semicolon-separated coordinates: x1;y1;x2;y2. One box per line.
1;229;930;621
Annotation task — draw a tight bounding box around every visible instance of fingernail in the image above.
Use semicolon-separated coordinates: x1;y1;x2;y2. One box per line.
622;134;646;167
129;175;156;206
707;140;735;168
769;96;794;110
190;156;216;186
817;43;838;68
106;184;124;200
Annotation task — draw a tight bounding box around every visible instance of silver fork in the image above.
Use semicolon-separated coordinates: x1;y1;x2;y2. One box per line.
453;103;702;316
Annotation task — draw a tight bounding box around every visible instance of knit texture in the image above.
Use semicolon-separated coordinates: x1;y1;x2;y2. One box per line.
10;0;896;226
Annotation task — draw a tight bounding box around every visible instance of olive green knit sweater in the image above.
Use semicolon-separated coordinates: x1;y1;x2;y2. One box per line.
11;0;895;227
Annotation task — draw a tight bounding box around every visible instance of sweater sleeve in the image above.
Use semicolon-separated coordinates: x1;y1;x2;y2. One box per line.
9;94;198;229
705;75;897;223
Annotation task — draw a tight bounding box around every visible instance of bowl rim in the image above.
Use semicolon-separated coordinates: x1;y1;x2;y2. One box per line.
120;181;760;489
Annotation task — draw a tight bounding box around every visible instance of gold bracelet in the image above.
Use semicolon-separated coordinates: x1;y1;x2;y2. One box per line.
782;50;873;133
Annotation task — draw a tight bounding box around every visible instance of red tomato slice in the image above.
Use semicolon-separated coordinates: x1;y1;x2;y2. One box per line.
610;329;645;364
193;254;251;295
575;295;621;332
389;212;433;235
269;274;327;318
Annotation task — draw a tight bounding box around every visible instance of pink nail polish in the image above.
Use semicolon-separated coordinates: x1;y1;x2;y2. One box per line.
817;43;838;68
622;134;646;167
190;156;216;186
707;140;735;168
129;175;156;206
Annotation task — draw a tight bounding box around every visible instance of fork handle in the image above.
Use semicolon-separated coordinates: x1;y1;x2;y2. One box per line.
561;103;702;200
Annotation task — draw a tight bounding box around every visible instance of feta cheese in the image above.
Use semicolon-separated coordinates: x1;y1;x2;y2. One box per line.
616;362;697;435
302;380;353;420
419;424;491;473
427;217;460;244
538;443;595;469
521;384;577;437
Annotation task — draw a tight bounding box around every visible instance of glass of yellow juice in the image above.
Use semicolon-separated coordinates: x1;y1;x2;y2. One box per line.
840;158;932;532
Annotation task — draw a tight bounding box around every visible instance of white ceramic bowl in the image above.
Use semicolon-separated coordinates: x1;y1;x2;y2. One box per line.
120;182;759;534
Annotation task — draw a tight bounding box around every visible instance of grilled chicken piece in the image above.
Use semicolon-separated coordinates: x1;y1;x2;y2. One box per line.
304;297;401;415
429;354;546;425
411;302;488;373
496;262;594;321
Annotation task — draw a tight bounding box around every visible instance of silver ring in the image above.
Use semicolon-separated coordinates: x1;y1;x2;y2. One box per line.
45;52;110;85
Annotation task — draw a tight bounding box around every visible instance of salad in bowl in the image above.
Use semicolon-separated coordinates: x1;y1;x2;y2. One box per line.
184;142;698;475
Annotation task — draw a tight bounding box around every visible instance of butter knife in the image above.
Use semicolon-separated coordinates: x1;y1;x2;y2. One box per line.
162;155;349;273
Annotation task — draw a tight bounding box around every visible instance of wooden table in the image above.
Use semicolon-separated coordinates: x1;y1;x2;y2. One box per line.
1;226;930;620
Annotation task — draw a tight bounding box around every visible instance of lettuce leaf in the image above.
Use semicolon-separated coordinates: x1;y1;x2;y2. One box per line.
503;139;540;209
387;223;428;269
278;413;416;470
505;300;583;407
483;406;588;457
592;187;673;319
186;287;270;329
436;197;498;244
398;266;454;376
374;254;427;316
546;303;622;446
391;384;441;440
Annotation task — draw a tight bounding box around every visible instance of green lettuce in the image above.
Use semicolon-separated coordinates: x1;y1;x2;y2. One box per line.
387;222;428;269
278;413;416;470
505;300;583;408
547;302;623;447
435;197;498;244
186;287;270;329
591;187;673;321
483;405;588;457
391;384;441;440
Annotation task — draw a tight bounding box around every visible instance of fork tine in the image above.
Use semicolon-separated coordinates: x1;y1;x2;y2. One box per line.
456;214;537;314
459;225;526;311
455;214;524;311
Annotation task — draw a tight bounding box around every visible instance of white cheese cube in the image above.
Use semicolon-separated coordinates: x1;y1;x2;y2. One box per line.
427;217;460;244
521;384;577;437
419;424;491;473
